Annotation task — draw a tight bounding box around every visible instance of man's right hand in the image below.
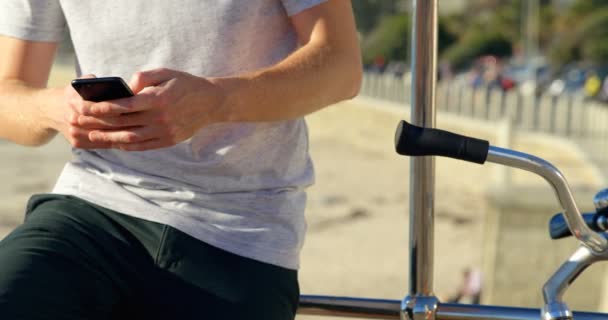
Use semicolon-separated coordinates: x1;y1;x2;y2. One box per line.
0;36;107;148
0;36;114;149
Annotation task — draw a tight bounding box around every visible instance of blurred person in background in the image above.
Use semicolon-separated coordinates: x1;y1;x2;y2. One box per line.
0;1;362;319
448;267;483;305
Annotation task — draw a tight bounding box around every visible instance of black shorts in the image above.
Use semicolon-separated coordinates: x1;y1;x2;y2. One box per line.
0;194;299;320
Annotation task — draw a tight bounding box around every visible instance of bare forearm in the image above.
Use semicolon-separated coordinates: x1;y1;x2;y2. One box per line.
213;41;362;123
0;80;61;146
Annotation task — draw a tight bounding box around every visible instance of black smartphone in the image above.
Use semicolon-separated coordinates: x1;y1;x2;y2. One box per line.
71;77;134;102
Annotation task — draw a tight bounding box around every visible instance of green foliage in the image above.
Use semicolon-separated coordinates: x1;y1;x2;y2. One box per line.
583;40;608;62
352;0;401;34
360;14;457;66
443;31;512;70
352;0;384;34
361;14;410;65
434;1;527;69
550;7;608;65
569;0;608;16
576;8;608;63
437;20;458;54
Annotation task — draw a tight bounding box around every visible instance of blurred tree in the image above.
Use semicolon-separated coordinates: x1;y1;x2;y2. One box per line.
442;31;512;70
360;13;456;66
551;3;608;65
576;9;608;64
352;0;404;34
361;14;410;65
439;0;555;69
352;0;384;34
567;0;608;16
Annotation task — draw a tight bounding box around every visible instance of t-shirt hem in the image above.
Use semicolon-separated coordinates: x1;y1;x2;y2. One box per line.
0;24;65;42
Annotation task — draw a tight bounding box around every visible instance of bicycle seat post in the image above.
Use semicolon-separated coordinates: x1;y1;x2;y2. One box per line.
402;0;441;319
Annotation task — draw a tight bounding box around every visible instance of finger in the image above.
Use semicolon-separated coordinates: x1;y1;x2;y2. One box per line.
66;126;113;149
129;68;177;94
69;98;95;115
84;93;155;116
115;139;167;152
77;112;149;129
89;126;160;144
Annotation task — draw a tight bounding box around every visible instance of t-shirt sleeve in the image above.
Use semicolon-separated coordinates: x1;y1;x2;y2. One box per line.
0;0;67;42
281;0;328;17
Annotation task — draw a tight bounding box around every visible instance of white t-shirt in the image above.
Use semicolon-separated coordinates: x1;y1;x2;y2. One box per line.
0;0;327;270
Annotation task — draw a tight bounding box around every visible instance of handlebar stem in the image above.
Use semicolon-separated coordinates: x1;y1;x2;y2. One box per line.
486;146;608;253
542;246;599;320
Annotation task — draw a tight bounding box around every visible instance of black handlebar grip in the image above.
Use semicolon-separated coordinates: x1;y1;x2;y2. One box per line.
549;213;601;239
394;120;490;164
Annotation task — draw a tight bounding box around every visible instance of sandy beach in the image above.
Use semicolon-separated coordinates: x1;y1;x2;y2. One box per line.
0;65;604;318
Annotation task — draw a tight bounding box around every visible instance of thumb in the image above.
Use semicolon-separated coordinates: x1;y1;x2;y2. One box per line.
129;68;175;94
79;74;97;79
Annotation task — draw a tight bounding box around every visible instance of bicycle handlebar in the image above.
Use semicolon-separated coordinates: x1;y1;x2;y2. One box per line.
394;120;490;164
394;120;608;253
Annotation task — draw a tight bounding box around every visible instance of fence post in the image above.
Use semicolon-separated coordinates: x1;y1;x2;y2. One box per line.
437;81;447;112
549;96;558;134
576;94;587;139
521;92;536;130
537;94;552;133
474;87;485;119
484;86;492;120
490;89;503;121
444;81;452;112
516;90;524;128
457;84;464;115
533;94;541;130
554;94;569;136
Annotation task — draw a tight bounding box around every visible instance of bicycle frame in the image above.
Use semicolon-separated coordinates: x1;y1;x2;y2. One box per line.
297;1;608;319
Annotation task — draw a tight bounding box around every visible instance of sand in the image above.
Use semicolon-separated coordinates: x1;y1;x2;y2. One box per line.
0;65;603;319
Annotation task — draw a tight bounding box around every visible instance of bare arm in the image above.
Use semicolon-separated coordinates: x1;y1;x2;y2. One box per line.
213;0;362;122
0;36;109;149
0;36;64;146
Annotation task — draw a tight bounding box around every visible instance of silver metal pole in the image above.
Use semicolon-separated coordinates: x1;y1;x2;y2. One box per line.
408;0;438;297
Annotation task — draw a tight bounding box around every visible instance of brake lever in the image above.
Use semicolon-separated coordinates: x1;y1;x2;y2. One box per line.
549;212;606;239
